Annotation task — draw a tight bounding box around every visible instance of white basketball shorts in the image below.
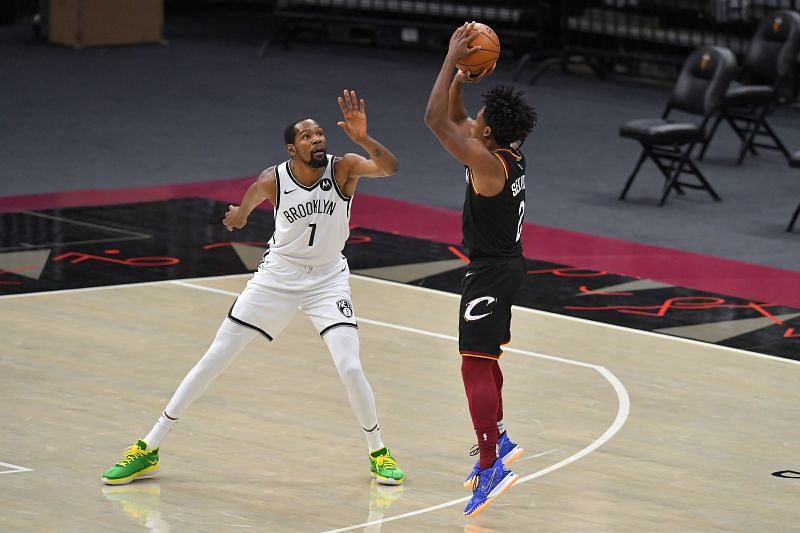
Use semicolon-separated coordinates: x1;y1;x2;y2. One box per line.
227;253;357;340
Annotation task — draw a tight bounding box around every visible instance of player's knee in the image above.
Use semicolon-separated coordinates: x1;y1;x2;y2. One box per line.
323;326;363;382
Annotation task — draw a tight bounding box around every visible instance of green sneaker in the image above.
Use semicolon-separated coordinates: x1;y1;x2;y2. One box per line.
369;447;404;486
102;440;160;485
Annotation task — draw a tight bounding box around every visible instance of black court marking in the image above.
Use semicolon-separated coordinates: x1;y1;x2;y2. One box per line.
1;198;798;360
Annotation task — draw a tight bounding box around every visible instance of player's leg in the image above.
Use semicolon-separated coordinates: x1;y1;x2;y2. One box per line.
102;268;299;485
101;317;259;486
459;259;521;517
492;314;523;473
303;257;404;485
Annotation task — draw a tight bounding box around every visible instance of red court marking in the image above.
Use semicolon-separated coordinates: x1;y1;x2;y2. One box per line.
203;241;269;250
448;246;470;263
53;252;180;267
785;328;800;338
578;285;633;296
3;177;800;308
0;264;41;276
748;302;785;325
528;267;607;278
566;298;781;318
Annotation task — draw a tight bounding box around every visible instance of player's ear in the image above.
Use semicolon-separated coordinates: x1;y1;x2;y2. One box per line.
482;125;492;139
286;144;296;156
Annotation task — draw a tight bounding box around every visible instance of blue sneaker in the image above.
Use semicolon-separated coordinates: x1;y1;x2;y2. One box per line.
463;432;524;489
463;458;518;517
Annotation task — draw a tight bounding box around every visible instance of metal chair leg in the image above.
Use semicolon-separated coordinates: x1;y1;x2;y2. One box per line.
619;149;648;200
788;201;800;232
697;113;723;161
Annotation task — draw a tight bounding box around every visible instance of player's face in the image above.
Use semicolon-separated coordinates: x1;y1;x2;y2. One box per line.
288;119;328;168
473;107;491;143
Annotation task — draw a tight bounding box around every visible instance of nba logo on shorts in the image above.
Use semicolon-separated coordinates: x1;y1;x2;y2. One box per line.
336;299;353;318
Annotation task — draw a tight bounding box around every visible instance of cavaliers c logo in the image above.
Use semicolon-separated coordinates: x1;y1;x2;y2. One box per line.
464;296;496;321
700;53;711;71
773;16;783;34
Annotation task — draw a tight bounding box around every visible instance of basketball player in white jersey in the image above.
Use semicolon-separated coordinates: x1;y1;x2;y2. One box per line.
102;89;405;487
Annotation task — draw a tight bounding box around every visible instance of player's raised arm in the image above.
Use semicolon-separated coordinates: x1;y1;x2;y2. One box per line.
336;89;398;179
223;166;276;231
424;23;497;178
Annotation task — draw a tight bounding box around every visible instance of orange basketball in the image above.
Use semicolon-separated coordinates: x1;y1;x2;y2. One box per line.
452;22;500;75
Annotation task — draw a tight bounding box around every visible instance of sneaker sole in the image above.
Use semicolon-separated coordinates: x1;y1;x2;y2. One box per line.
462;447;524;489
102;466;160;486
465;472;518;518
371;472;404;486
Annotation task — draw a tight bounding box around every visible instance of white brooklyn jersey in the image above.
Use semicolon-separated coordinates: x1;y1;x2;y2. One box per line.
268;155;352;265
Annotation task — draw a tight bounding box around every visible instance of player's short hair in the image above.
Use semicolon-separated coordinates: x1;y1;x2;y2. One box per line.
283;119;305;145
482;86;538;148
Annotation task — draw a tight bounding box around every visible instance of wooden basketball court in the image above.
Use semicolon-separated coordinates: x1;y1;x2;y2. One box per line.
2;273;799;531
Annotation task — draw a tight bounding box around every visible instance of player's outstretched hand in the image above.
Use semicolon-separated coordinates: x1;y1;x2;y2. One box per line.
337;89;368;143
223;205;247;231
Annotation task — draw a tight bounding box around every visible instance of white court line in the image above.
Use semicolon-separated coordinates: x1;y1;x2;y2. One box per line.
0;461;33;475
20;211;151;238
2;272;799;368
170;280;631;532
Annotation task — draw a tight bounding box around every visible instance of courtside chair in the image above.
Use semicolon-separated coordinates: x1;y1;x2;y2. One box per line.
788;150;800;232
698;10;800;165
618;46;737;206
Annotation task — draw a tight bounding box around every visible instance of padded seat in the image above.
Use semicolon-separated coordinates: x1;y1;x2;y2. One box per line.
724;83;774;106
619;119;703;145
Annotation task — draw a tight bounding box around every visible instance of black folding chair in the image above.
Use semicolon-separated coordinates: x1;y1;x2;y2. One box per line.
698;10;800;165
788;151;800;233
619;46;737;206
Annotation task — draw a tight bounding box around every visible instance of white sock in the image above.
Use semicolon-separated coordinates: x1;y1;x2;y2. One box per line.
143;411;178;450
144;318;256;449
323;326;385;451
497;419;506;435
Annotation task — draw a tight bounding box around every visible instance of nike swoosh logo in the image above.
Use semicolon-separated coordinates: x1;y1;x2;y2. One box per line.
465;271;475;277
284;189;297;194
147;459;158;465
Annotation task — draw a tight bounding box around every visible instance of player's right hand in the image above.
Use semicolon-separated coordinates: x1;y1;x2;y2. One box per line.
223;205;247;231
447;21;480;64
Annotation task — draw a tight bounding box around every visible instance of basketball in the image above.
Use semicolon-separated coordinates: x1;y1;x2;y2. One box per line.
452;22;500;75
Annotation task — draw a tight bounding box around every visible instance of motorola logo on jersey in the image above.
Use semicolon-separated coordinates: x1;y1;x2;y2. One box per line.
320;178;333;191
464;296;497;321
337;299;353;318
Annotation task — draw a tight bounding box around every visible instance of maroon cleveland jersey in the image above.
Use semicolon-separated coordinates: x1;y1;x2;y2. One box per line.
461;147;526;259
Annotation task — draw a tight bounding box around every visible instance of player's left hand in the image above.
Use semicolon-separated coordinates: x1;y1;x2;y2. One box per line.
337;89;367;143
456;63;496;83
223;205;247;231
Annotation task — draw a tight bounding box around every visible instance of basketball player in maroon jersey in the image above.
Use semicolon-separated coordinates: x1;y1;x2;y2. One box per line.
425;22;538;517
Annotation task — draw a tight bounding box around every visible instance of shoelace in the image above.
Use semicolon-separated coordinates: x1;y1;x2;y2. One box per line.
374;454;399;471
470;472;480;492
116;444;148;467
